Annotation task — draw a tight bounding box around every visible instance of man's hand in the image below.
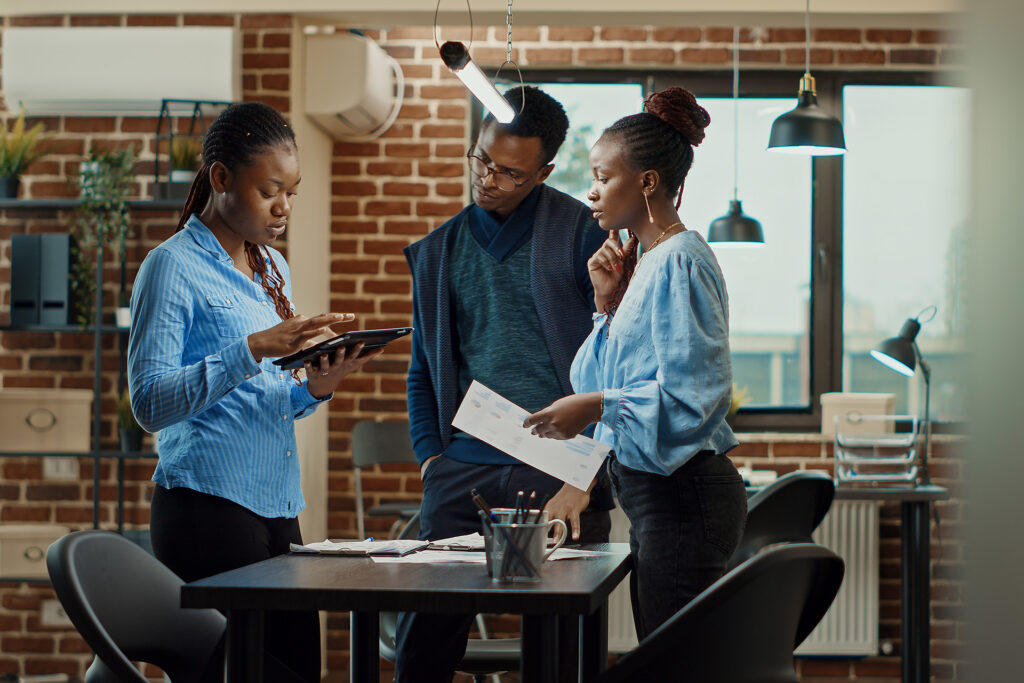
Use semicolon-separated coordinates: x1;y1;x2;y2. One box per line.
544;483;591;542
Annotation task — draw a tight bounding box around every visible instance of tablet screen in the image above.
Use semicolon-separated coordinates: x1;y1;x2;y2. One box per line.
272;327;413;370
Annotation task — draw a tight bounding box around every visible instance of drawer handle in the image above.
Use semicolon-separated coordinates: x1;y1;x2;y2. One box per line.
23;546;45;561
25;408;58;432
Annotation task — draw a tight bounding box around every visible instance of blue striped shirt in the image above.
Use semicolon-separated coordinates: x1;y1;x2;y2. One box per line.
127;215;326;518
571;231;739;476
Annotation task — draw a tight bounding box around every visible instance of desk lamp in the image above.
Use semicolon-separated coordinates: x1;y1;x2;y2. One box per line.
869;306;937;485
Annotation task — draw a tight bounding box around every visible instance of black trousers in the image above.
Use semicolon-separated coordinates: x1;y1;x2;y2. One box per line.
394;458;612;683
150;485;321;683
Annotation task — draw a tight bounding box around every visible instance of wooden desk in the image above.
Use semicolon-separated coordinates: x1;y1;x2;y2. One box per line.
833;485;949;683
182;543;632;683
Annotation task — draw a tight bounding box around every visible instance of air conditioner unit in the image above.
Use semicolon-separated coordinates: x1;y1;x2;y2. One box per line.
3;27;239;115
304;31;403;140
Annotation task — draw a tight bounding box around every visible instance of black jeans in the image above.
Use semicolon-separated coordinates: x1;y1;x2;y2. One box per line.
150;485;320;683
608;452;747;640
394;457;612;683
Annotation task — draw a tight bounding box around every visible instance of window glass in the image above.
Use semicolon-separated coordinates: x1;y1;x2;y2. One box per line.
685;97;813;409
842;85;969;419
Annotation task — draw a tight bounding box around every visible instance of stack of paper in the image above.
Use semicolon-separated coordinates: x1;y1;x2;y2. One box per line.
289;539;429;556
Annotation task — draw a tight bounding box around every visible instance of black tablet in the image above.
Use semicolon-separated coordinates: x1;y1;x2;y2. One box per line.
272;327;413;370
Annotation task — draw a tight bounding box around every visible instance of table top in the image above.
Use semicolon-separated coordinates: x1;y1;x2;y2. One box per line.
182;543;632;617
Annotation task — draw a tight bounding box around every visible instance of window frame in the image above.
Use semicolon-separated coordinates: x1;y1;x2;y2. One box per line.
490;68;947;431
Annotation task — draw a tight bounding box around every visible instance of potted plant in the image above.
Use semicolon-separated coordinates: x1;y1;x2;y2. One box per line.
117;388;144;452
69;147;137;326
163;136;201;199
115;289;132;329
0;107;54;199
727;383;751;428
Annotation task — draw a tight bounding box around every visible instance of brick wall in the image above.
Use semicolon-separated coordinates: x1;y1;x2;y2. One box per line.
0;13;964;681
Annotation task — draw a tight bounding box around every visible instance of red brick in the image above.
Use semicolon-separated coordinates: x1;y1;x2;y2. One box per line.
383;221;430;235
262;33;292;50
260;74;290;91
890;48;937;65
739;49;782;64
382;182;428;197
385;143;430;159
652;27;701;43
1;332;56;349
418;162;464;178
127;15;178;27
70;15;122;27
10;16;65;27
525;48;573;65
27;356;83;372
362;240;407;256
417;201;463;217
332;181;377;196
767;28;806;43
242;74;258;91
420;85;468;100
358;398;407;413
397;104;431;120
26;484;81;501
435;183;464;197
837;49;886;65
367;161;413;176
867;29;913;43
420;124;464;139
334;142;380;157
578;48;624;64
379;123;414;140
706;27;756;43
679;48;730;64
436;104;466;120
436;144;467;158
627;48;676;64
916;29;947;44
783;48;834;65
815;28;862;43
365;201;411;216
547;27;594;41
242;53;290;69
65;117;117;133
330;201;360;216
386;27;435;40
0;636;53;653
183;14;235;27
332;220;378;234
600;27;648;41
332;161;362;175
472;48;521;66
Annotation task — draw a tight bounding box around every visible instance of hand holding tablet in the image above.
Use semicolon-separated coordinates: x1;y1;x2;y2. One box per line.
272;327;413;370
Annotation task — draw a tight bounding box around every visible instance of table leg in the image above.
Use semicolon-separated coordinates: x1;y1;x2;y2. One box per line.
580;601;609;682
225;608;263;683
901;500;930;683
350;610;380;683
522;614;558;683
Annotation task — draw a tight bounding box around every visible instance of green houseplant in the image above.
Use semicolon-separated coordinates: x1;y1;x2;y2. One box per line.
117;388;144;452
70;147;137;326
0;107;54;198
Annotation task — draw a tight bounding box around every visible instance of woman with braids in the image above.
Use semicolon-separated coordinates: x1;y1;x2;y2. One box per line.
524;86;747;638
128;102;379;681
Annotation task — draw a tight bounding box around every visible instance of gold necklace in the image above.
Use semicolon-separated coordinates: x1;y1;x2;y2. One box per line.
638;222;685;265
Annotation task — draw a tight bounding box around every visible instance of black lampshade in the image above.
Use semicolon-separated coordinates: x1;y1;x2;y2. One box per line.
708;200;765;246
869;318;921;377
768;82;846;156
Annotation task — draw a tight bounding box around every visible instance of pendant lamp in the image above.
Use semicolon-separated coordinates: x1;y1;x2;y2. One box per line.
435;0;517;124
709;27;765;247
767;0;846;155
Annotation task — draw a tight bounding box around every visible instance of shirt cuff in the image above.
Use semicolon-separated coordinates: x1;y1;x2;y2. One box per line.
601;387;622;427
224;337;262;386
293;381;329;417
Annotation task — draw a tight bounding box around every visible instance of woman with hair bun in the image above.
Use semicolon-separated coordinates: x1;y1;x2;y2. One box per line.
524;86;747;637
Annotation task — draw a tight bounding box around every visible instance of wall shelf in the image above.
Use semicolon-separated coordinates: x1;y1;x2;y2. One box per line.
0;199;183;211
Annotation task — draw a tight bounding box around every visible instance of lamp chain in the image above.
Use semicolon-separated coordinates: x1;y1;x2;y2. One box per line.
506;0;514;63
804;0;811;75
732;26;739;202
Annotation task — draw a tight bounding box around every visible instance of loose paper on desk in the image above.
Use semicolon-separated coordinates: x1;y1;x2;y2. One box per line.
452;380;609;490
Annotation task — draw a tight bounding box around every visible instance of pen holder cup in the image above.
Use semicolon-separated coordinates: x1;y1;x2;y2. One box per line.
480;515;567;583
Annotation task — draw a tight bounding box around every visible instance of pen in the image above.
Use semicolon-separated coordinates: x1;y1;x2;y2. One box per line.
530;493;552;525
525;491;537;521
513;490;524;523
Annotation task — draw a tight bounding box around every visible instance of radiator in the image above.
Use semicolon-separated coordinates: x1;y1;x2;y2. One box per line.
605;499;879;656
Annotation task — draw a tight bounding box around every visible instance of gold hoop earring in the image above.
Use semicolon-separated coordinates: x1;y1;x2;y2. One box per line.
643;191;654;223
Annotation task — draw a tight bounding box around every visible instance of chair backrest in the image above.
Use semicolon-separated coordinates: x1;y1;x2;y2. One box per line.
598;543;844;683
46;530;226;683
727;470;835;572
351;419;417;469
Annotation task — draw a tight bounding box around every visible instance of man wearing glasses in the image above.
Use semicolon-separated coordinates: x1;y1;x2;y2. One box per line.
399;85;612;681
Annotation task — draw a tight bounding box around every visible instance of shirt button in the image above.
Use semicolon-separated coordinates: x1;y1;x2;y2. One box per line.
262;301;269;306
225;299;231;305
244;373;251;379
282;414;288;420
286;450;292;457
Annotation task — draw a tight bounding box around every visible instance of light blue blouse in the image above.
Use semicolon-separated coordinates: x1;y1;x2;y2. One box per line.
570;230;738;475
127;215;327;518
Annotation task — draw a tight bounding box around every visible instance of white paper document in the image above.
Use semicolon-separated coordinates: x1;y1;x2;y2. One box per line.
452;380;610;490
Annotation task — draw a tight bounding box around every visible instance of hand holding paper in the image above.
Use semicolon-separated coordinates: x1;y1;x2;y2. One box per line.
452;381;609;490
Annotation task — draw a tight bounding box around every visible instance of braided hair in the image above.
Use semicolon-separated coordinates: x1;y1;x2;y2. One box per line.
601;86;711;317
176;102;297;322
482;85;569;165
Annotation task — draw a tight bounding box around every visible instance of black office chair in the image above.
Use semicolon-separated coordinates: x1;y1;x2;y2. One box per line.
727;469;836;571
46;530;225;683
379;513;520;683
352;419;421;539
597;543;845;683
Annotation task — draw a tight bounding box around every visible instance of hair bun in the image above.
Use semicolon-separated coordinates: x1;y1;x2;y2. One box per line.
644;86;711;147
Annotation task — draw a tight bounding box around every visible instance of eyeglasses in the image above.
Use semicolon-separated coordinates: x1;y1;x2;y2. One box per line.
466;152;531;192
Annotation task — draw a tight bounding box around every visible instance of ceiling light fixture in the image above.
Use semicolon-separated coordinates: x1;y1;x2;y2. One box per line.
709;27;765;247
767;0;846;155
